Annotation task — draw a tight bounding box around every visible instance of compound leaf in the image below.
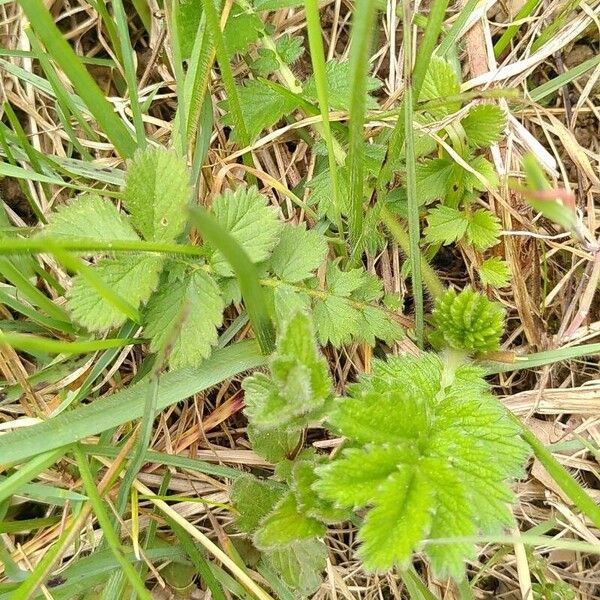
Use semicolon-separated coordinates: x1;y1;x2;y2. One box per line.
479;257;510;288
466;209;501;250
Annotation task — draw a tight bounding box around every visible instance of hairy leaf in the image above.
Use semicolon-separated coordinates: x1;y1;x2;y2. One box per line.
304;60;381;110
123;147;191;242
208;186;282;275
263;538;327;596
416;158;453;204
479;257;510;288
419;57;461;115
424;206;468;245
461;105;506;148
466;209;501;250
67;255;163;331
231;474;285;534
315;352;529;580
270;224;327;282
253;492;325;550
222;79;299;141
40;194;139;247
143;270;224;368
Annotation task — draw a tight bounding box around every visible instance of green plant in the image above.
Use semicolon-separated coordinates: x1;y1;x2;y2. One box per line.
232;292;530;594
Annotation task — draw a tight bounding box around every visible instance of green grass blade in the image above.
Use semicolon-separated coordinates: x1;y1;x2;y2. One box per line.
0;332;139;356
112;0;147;147
189;207;275;354
304;0;344;241
71;445;152;600
402;0;424;348
0;340;265;465
435;0;480;58
493;0;541;57
19;0;137;158
411;0;450;99
347;0;378;249
0;448;64;505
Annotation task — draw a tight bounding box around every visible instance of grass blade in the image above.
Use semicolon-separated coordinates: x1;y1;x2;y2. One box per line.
0;340;265;465
189;207;275;354
0;333;139;356
19;0;137;158
347;0;378;249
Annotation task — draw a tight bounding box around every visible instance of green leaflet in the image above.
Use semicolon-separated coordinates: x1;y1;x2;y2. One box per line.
461;104;506;148
419;57;461;116
143;270;224;368
231;474;286;534
424;205;468;245
39;194;139;246
243;312;331;432
67;254;163;331
208;186;282;275
123;146;191;242
314;352;530;580
479;257;511;288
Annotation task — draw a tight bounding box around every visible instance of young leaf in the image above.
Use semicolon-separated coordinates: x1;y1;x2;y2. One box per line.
432;287;505;352
221;79;299;141
231;474;286;534
67;255;163;331
303;59;381;110
143;270;224;368
270;224;327;283
263;538;327;596
40;194;139;246
123;147;191;242
461;105;506;148
247;424;301;463
208;186;282;275
466;209;501;250
424;206;468;245
314;353;530;579
243;312;331;431
253;492;326;550
479;257;510;288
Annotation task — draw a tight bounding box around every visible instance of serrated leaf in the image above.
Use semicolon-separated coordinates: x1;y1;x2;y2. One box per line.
424;206;468;245
479;257;510;287
420;57;461;115
143;270;224;368
463;155;499;191
416;158;453;204
209;186;282;275
461;105;506;148
314;295;359;346
243;312;331;431
263;539;327;596
315;352;530;580
123;147;191;242
303;60;381;111
270;224;327;282
40;194;139;247
67;255;163;331
254;492;326;550
359;469;434;571
273;284;311;325
306;166;350;221
466;209;501;250
276;35;303;65
247;424;301;463
222;79;299;141
231;474;286;534
291;459;348;523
